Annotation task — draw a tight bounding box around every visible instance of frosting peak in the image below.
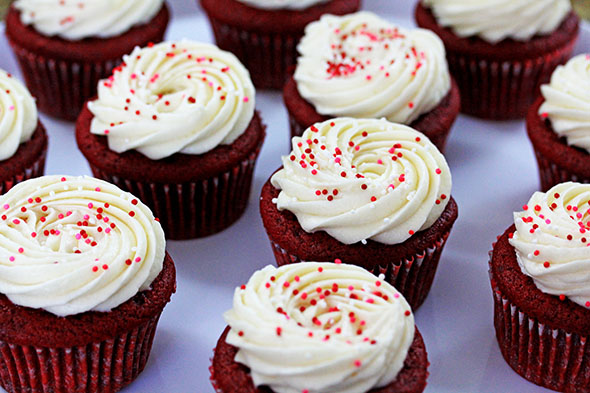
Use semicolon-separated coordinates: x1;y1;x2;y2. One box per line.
422;0;572;44
510;182;590;308
224;262;415;393
539;54;590;153
0;175;165;316
0;69;37;161
294;11;450;124
271;118;452;245
88;40;256;160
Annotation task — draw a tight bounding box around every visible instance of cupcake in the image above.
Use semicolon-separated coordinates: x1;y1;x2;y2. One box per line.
284;11;460;152
211;262;428;393
199;0;361;90
260;117;458;310
0;69;47;193
416;0;579;120
5;0;170;121
76;40;266;240
527;54;590;191
490;182;590;391
0;175;176;393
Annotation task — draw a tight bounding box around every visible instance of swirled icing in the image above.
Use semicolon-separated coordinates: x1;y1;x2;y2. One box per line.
294;11;450;124
510;182;590;308
0;175;165;317
14;0;164;40
224;262;415;393
88;40;255;160
422;0;571;44
271;118;452;245
0;69;37;161
539;54;590;153
234;0;329;10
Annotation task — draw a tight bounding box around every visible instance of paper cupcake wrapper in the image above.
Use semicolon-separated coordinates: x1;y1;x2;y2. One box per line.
0;147;46;195
447;41;576;120
0;314;161;393
490;270;590;391
207;18;299;90
89;150;260;240
270;232;451;310
533;150;590;192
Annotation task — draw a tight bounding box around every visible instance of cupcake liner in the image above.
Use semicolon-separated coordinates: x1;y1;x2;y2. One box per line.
447;40;576;120
8;43;120;121
533;150;590;192
207;18;299;90
89;149;261;240
0;146;46;195
270;231;451;310
0;314;161;393
490;271;590;391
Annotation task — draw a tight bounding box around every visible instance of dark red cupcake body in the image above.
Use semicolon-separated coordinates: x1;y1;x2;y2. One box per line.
260;179;458;310
4;4;170;121
526;96;590;191
211;325;428;393
490;226;590;392
199;0;361;89
415;2;579;120
0;253;176;393
76;104;266;240
283;75;461;153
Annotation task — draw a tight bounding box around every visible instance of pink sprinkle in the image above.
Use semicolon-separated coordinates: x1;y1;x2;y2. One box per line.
243;97;249;102
75;234;81;240
348;285;354;291
8;106;14;111
18;248;23;253
105;228;111;234
88;203;93;209
394;293;400;298
58;214;64;219
12;219;19;225
135;257;141;262
83;215;90;220
354;360;362;367
3;204;8;210
335;258;342;264
95;187;101;192
377;159;383;165
9;256;14;262
85;239;91;244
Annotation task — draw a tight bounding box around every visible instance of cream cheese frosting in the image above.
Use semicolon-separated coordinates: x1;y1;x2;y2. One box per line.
88;40;255;160
0;69;37;161
510;182;590;308
422;0;571;44
14;0;163;41
224;262;415;393
294;11;450;124
0;175;165;317
271;118;452;245
234;0;329;10
539;54;590;153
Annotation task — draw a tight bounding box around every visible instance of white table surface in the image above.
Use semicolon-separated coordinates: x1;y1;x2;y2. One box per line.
1;1;588;392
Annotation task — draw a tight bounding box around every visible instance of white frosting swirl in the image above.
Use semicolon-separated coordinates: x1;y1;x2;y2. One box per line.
271;118;452;245
0;175;165;317
294;12;450;124
234;0;329;10
225;262;415;393
422;0;571;44
510;182;590;308
14;0;164;40
539;54;590;153
88;40;255;160
0;69;37;161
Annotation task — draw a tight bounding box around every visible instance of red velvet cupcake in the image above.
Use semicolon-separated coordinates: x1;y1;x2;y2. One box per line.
0;175;176;393
199;0;361;90
284;11;460;153
527;54;590;191
5;0;169;121
416;0;579;120
490;182;590;391
211;262;428;393
260;118;458;310
76;41;266;240
0;69;46;193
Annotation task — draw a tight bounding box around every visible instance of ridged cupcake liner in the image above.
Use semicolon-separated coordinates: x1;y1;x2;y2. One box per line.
447;40;576;120
270;231;450;310
490;274;590;392
8;44;119;121
0;314;161;393
207;18;299;90
89;149;261;240
0;149;46;195
533;150;590;192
